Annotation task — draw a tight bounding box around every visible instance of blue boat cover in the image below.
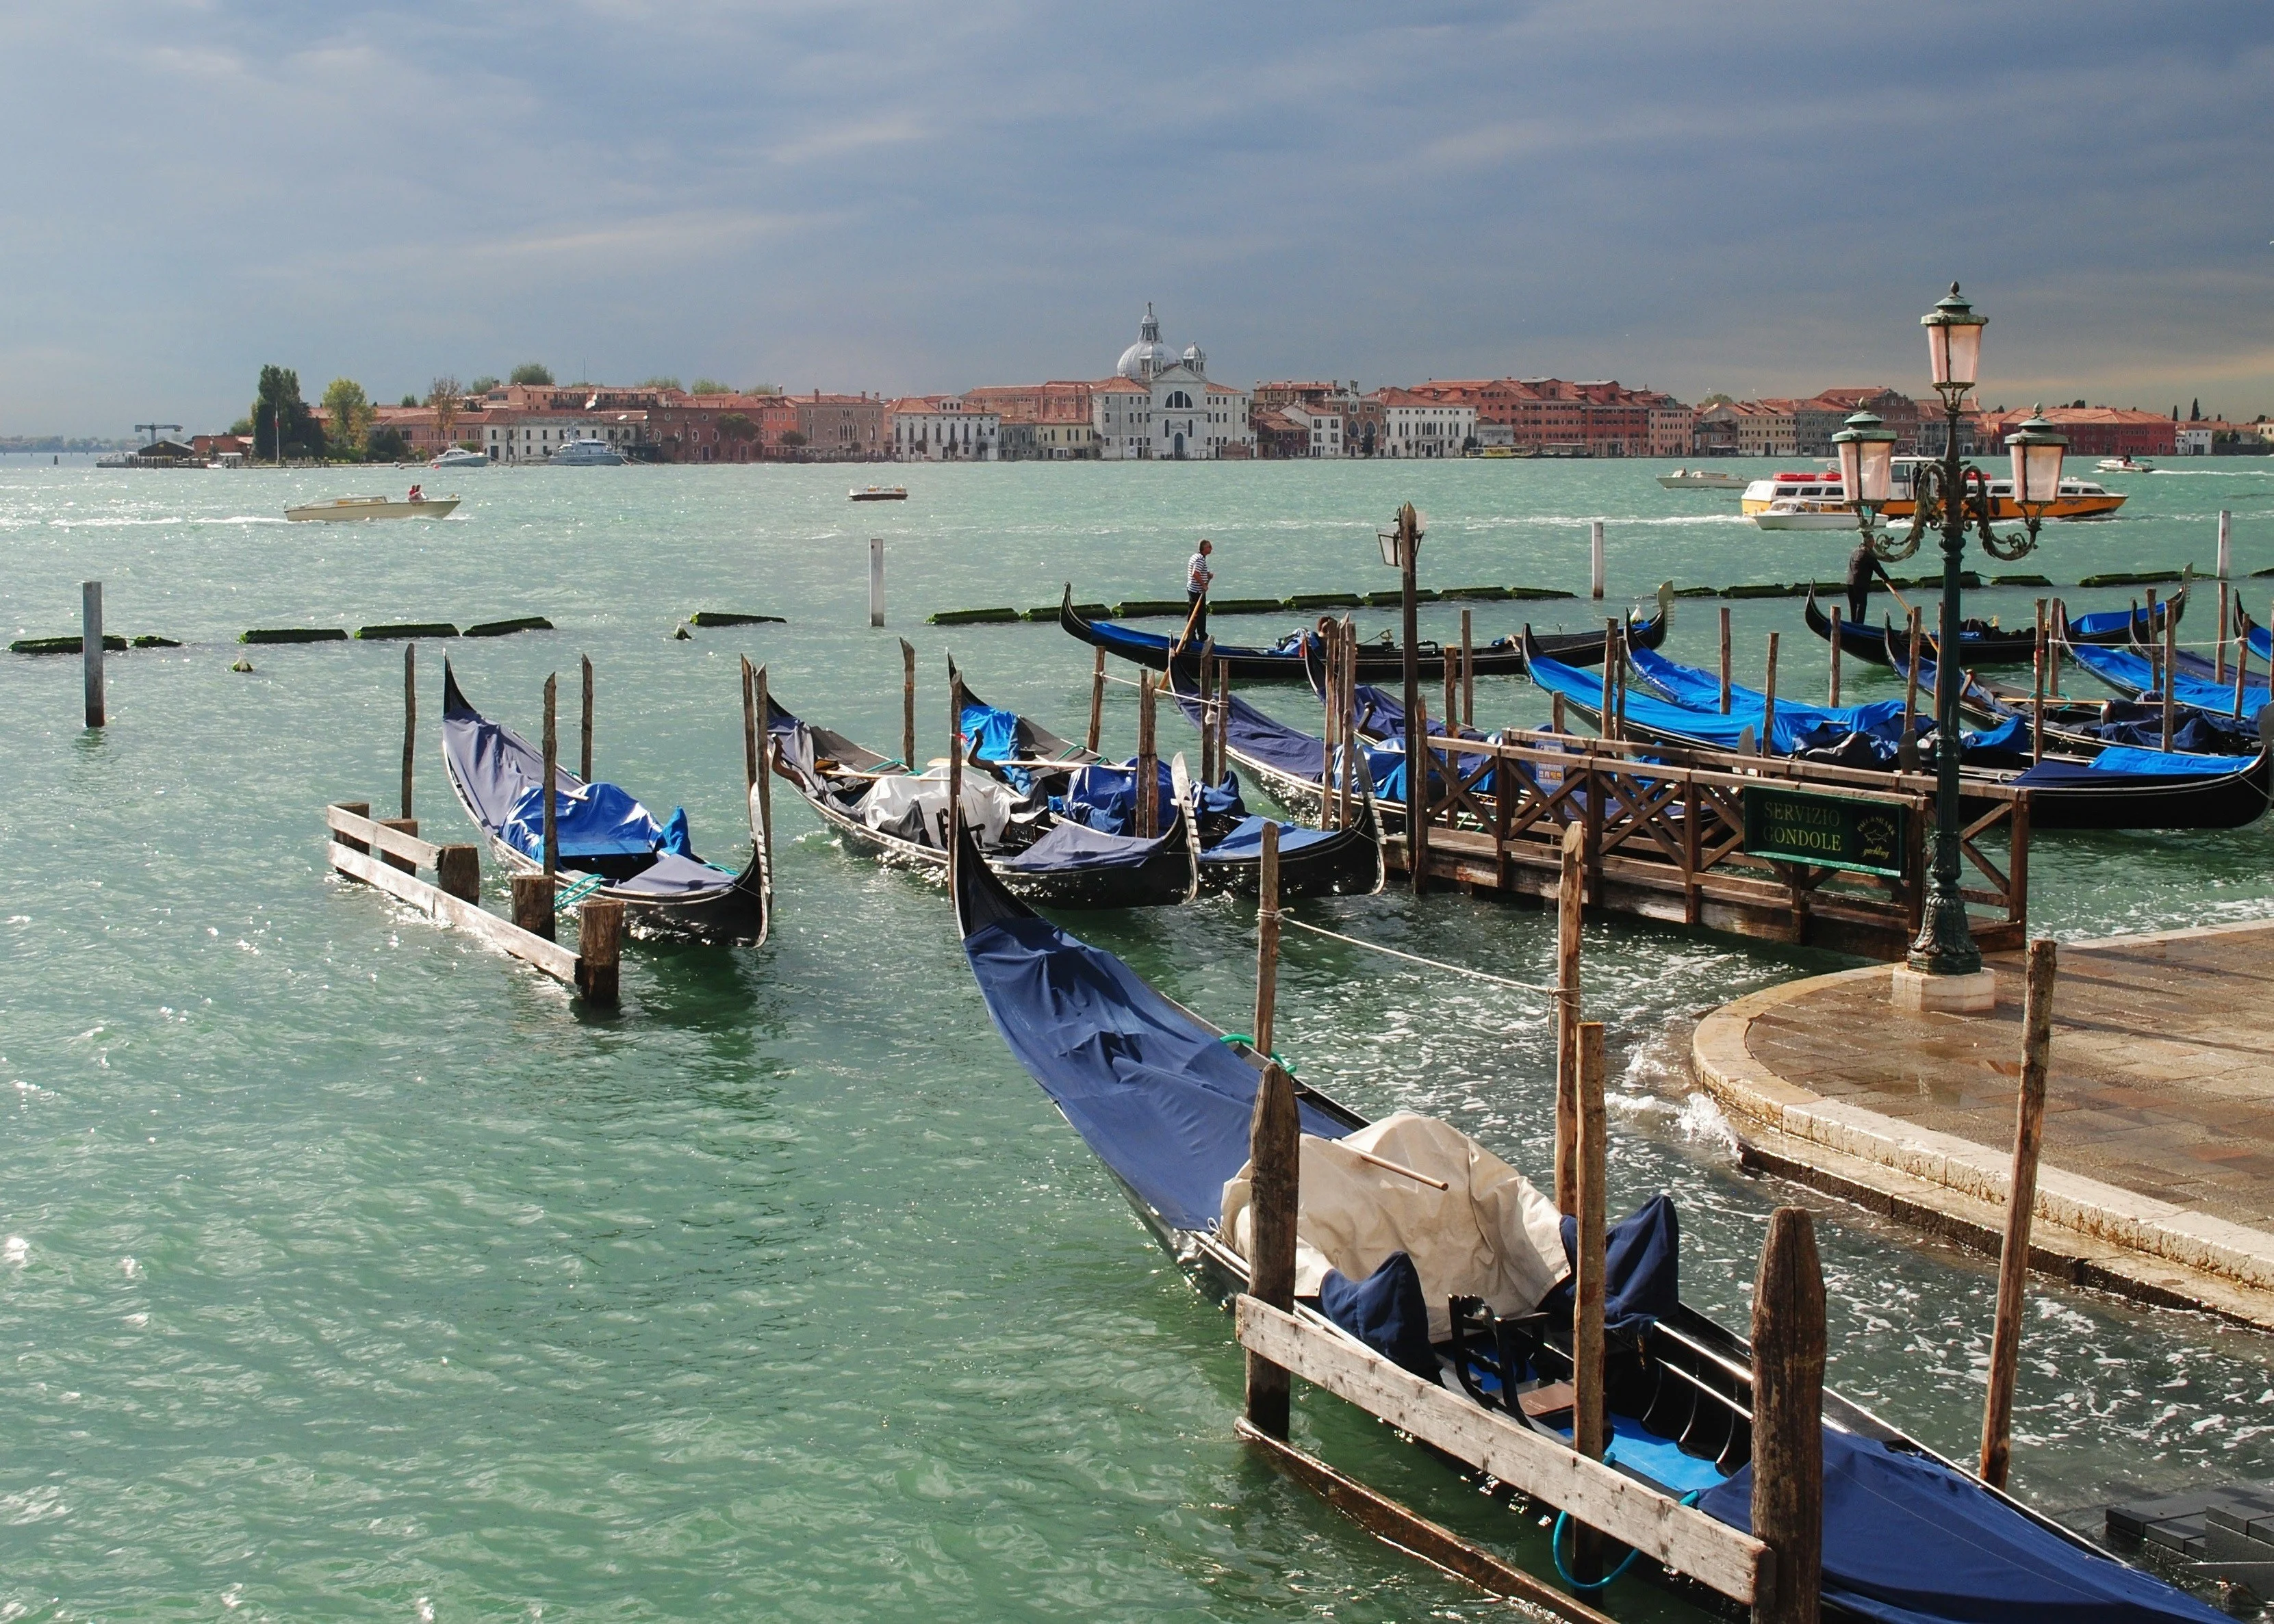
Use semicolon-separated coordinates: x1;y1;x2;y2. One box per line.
502;779;680;862
2253;624;2272;663
1079;615;1299;666
1544;1194;1679;1336
1532;650;1912;756
1205;815;1345;859
993;819;1177;874
1319;1253;1435;1379
959;701;1027;776
2088;745;2257;777
1053;760;1241;835
1700;1425;2226;1624
2071;643;2271;713
2070;603;2154;639
960;912;1354;1233
1167;682;1395;790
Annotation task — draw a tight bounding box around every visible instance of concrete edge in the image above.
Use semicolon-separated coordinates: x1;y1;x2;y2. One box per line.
1692;966;2274;1305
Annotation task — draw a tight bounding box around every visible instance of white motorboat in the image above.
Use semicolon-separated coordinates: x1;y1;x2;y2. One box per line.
284;492;461;522
1750;497;1860;531
429;446;487;470
1657;467;1747;490
549;437;624;465
849;485;908;502
1742;461;2125;521
2097;456;2156;474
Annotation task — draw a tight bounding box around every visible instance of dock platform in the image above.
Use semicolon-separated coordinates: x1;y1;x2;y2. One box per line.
1691;917;2274;1328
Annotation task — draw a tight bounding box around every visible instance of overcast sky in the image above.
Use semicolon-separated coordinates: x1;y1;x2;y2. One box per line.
3;1;2271;435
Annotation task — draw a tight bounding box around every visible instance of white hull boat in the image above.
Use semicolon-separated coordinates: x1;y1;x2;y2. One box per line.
549;438;624;465
1657;467;1747;489
429;447;487;470
1750;497;1859;531
284;494;461;522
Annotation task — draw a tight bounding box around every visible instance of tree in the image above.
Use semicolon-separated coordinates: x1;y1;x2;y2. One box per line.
469;375;500;394
2191;399;2203;422
368;427;410;462
778;428;808;450
428;375;463;448
399;394;419;408
509;362;554;386
322;378;374;460
719;412;758;443
251;365;324;461
691;376;730;396
640;375;683;391
747;383;782;396
228;416;253;437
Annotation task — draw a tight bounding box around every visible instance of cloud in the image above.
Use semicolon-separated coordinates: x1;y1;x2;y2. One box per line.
0;0;2269;432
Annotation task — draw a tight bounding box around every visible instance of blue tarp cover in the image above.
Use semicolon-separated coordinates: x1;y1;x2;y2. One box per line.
2071;604;2151;639
960;912;1353;1233
2091;745;2256;777
1319;1253;1435;1379
1532;650;1911;756
1206;815;1344;858
1053;760;1240;835
1544;1194;1679;1337
502;779;674;862
1700;1425;2227;1624
2071;643;2271;713
993;819;1175;874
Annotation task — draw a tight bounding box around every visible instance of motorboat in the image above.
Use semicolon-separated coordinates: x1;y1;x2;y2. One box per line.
429;446;486;470
1741;461;2127;521
1657;467;1747;489
849;485;908;501
548;437;624;465
2099;456;2156;474
283;491;460;522
1750;497;1859;531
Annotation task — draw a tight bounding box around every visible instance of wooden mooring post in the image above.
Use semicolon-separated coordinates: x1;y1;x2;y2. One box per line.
2161;596;2178;751
541;673;560;880
1134;672;1158;840
1904;608;1924;737
1554;821;1584;1215
580;654;595;782
869;536;885;628
946;669;965;892
753;664;775;881
1086;645;1106;754
1570;1020;1611;1582
1752;1207;1825;1624
1460;608;1474;729
1201;637;1219;786
2217;580;2231;684
1718;605;1733;714
902;638;919;770
2031;602;2047;766
1244;823;1297;1439
575;899;624;1007
1597;621;1617;743
1826;609;1841;706
82;580;105;728
1980;939;2056;1490
1761;633;1779;755
741;655;760;802
401;643;417;819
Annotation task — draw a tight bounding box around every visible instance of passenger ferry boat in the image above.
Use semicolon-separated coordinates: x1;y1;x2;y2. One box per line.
1740;459;2126;521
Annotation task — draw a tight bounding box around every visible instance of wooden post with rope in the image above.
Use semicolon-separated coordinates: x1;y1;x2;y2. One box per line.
1201;636;1218;786
1570;1019;1610;1582
1086;645;1106;754
1555;821;1584;1216
1762;634;1780;756
1244;821;1296;1439
1135;673;1158;840
1751;1208;1824;1624
1980;939;2056;1491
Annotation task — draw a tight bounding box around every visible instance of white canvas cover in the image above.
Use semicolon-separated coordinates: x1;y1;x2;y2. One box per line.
1221;1111;1570;1341
853;766;1019;847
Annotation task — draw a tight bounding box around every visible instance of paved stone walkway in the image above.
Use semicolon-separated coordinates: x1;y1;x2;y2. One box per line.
1691;918;2274;1324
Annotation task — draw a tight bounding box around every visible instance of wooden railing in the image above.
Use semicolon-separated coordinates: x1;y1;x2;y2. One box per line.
1398;727;2028;959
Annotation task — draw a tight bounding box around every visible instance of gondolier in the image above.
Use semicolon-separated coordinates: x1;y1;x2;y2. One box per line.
1184;539;1214;644
1846;534;1892;624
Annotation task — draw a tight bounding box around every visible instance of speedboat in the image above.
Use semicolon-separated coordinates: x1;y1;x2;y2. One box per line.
2099;456;2156;474
1657;467;1747;490
1750;497;1859;531
549;437;624;465
429;446;486;470
283;493;461;521
1741;461;2127;521
849;485;908;502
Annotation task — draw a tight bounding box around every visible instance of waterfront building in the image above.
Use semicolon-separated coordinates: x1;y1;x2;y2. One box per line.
887;396;1000;461
485;410;650;463
1975;406;2175;459
791;391;887;460
1386;377;1683;456
1792;387;1921;456
646;393;791;463
1279;400;1346;457
1250;407;1308;459
963;382;1099;459
1090;305;1252;460
1731;399;1801;459
1373;387;1477;457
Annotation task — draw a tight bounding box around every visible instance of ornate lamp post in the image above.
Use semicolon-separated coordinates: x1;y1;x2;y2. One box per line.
1858;285;2066;997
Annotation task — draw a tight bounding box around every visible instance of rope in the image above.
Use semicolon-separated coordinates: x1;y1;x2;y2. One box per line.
1277;915;1566;1003
1548;1487;1695;1593
1215;1033;1299;1079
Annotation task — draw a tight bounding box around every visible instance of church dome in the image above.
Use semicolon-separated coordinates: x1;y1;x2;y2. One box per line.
1116;302;1176;380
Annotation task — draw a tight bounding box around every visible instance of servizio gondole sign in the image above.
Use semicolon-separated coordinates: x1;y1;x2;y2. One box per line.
1740;785;1907;878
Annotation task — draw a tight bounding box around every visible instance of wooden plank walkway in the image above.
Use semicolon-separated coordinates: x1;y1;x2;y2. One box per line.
1691;917;2274;1326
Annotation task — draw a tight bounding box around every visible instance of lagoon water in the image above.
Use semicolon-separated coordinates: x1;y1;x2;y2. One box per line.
5;455;2274;1619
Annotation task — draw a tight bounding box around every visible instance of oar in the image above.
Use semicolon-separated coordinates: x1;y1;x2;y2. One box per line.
1167;593;1205;658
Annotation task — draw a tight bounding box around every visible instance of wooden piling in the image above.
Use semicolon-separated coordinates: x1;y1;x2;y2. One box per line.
2162;597;2177;751
1750;1207;1825;1624
511;872;556;942
402;643;417;819
1904;607;1924;734
1718;605;1733;714
1338;621;1359;827
435;843;481;903
1762;633;1779;756
576;898;624;1006
1826;607;1841;706
332;800;372;855
1553;692;1567;736
377;817;420;875
1980;939;2056;1491
2047;600;2062;698
1321;634;1340;829
947;671;965;891
541;675;559;879
1218;656;1236;808
1086;645;1106;753
1555;821;1584;1216
1571;1020;1610;1582
1244;821;1296;1439
2218;580;2232;684
1460;609;1474;729
869;536;885;628
1136;673;1159;839
82;580;104;729
1589;519;1606;600
753;665;774;879
1442;643;1458;753
1201;637;1219;786
580;654;594;783
902;638;918;771
2237;622;2251;721
1598;622;1617;743
2031;602;2047;766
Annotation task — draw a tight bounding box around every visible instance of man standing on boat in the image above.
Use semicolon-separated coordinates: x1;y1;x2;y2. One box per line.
1180;539;1215;647
1845;533;1892;625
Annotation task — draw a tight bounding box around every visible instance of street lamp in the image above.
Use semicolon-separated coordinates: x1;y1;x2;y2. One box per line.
1863;285;2066;993
1830;408;1899;525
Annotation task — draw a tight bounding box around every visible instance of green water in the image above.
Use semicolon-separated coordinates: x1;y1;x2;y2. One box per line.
5;457;2274;1620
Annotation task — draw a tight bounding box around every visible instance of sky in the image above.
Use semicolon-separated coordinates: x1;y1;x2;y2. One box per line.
3;1;2271;435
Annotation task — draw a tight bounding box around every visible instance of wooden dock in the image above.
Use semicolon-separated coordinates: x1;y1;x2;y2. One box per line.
1389;726;2029;961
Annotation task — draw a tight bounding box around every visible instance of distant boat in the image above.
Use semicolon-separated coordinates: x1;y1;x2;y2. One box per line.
1657;467;1747;489
1750;496;1858;531
429;446;486;470
284;492;461;522
849;485;908;502
549;438;624;465
2098;456;2156;474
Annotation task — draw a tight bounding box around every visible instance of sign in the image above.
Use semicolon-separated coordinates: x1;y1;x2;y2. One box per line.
1741;786;1906;878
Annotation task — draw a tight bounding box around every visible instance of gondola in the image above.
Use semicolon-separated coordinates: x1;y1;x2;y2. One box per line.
950;827;2227;1624
1803;584;2183;668
1162;671;1405;833
954;674;1385;900
1058;582;1672;682
1891;644;2262;759
1527;636;2274;832
763;688;1197;910
439;660;769;944
2069;639;2272;719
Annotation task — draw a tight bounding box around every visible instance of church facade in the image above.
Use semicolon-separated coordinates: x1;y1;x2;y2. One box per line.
1090;305;1253;461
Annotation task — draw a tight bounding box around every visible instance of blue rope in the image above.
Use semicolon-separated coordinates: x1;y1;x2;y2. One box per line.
1549;1488;1699;1593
